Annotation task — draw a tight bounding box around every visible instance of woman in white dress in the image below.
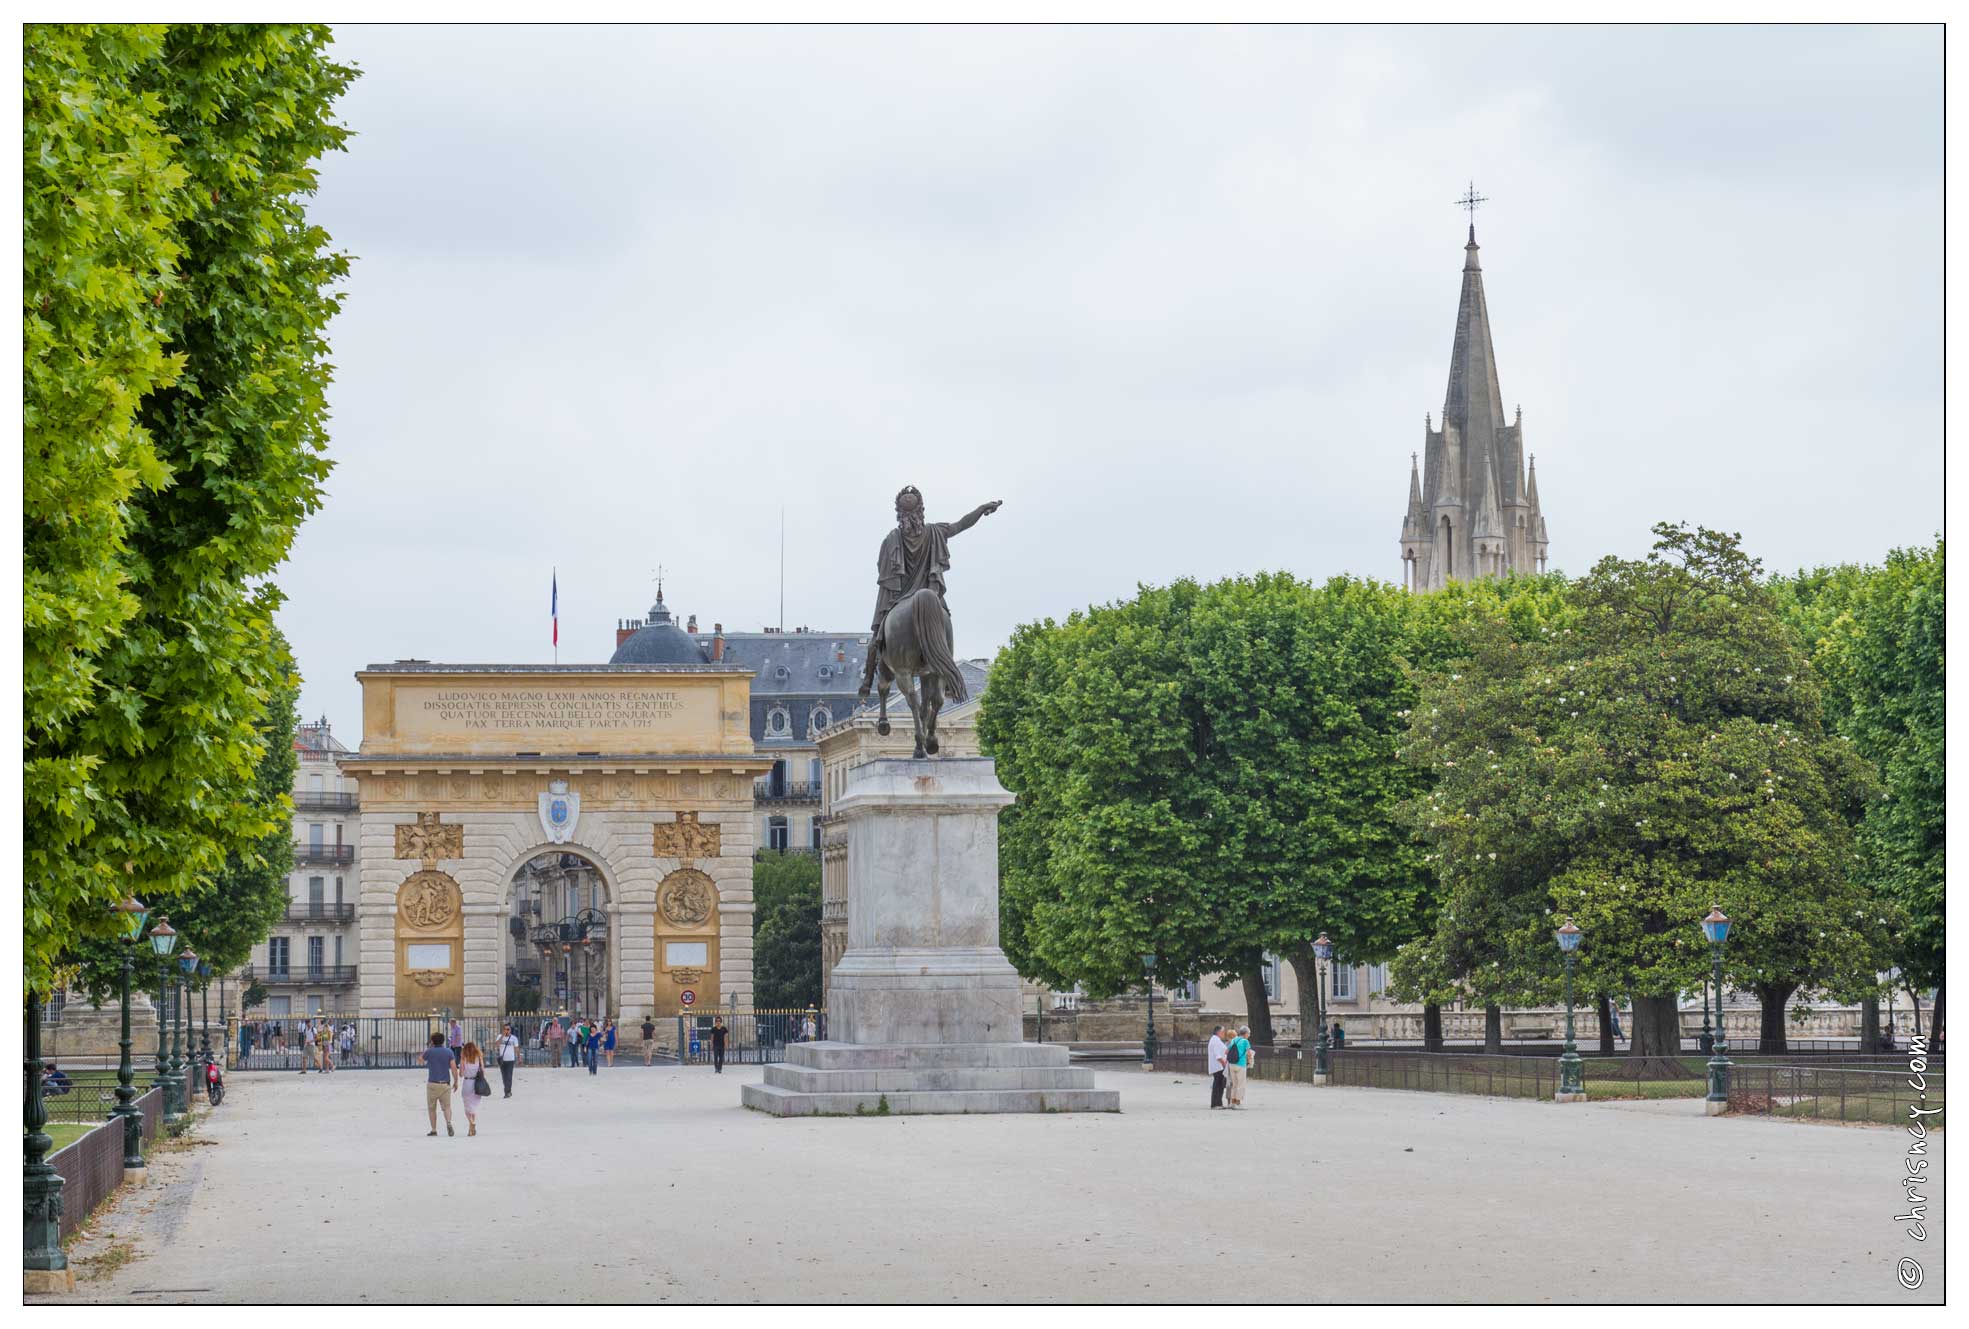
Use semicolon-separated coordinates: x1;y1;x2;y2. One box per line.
457;1040;487;1136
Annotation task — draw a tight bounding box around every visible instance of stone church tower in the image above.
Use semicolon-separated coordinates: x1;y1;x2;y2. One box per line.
1400;224;1549;589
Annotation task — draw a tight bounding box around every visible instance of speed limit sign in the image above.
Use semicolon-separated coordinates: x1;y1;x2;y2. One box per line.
680;989;696;1008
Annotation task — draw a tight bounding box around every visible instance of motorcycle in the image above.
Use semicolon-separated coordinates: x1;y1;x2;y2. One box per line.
204;1058;225;1106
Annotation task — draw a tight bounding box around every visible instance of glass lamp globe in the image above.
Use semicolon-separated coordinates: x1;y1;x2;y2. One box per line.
1312;932;1334;962
113;895;149;942
1701;907;1731;946
148;917;178;957
1555;919;1583;952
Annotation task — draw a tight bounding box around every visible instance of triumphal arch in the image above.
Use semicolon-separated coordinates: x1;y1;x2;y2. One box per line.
341;663;770;1018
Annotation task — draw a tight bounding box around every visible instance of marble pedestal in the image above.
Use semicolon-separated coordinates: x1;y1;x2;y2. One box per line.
742;757;1118;1116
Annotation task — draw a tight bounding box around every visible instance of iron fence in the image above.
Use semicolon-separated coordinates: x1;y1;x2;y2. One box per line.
1726;1063;1945;1126
670;1009;826;1065
48;1085;164;1239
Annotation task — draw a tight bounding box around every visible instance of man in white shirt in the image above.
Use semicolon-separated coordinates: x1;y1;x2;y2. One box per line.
496;1023;522;1098
1206;1026;1229;1109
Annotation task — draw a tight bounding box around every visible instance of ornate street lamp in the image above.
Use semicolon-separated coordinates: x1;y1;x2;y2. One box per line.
197;959;213;1090
148;917;178;1112
1140;952;1158;1069
24;988;71;1292
173;946;197;1118
1554;918;1586;1102
112;896;150;1179
1701;907;1732;1115
1312;933;1334;1084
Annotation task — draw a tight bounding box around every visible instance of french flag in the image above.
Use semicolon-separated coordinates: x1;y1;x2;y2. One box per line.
551;569;558;648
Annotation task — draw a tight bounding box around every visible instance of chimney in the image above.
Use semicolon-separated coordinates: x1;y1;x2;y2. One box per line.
616;619;639;650
711;623;725;661
686;614;697;634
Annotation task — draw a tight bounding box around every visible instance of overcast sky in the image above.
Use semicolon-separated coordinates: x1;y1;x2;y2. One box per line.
286;23;1942;737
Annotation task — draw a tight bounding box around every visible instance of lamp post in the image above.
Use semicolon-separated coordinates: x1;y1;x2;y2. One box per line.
1702;907;1732;1115
148;917;178;1114
24;990;73;1293
1312;933;1334;1085
1698;956;1714;1056
113;896;150;1181
1554;918;1586;1102
173;946;197;1118
197;960;212;1092
1140;952;1158;1069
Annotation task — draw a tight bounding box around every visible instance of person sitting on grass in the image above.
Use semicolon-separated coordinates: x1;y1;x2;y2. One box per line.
41;1062;72;1097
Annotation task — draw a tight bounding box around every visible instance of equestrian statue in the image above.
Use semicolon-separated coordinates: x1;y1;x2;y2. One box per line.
858;486;1002;758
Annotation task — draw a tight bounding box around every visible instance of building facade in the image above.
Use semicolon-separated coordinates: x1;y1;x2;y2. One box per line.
242;717;362;1018
1400;224;1550;589
340;661;768;1018
613;587;872;859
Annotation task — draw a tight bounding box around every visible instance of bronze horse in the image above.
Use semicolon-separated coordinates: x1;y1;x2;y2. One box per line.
864;587;967;758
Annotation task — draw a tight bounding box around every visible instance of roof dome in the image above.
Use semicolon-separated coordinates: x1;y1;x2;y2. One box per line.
609;589;705;666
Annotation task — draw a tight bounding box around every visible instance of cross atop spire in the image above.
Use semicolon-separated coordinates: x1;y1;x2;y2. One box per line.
1456;181;1488;242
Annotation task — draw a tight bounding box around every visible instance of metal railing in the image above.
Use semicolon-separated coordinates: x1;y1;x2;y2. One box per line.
293;843;354;865
1727;1063;1945;1126
285;902;355;924
754;847;820;860
754;780;820;802
294;791;358;813
48;1086;165;1240
243;965;358;986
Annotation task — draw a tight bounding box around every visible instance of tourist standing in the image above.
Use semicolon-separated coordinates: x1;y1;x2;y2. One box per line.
420;1032;456;1137
801;1007;818;1042
457;1040;487;1136
497;1023;521;1098
603;1018;618;1067
299;1019;316;1074
1206;1025;1228;1109
641;1015;657;1067
274;1021;287;1056
447;1017;464;1067
710;1017;728;1074
584;1020;601;1075
546;1016;567;1068
1226;1025;1251;1109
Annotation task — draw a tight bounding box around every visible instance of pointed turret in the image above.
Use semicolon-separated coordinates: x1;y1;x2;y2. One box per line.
1399;206;1549;589
1443;225;1509;505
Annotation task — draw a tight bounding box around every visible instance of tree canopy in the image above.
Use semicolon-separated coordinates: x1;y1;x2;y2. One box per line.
1395;524;1881;1055
753;852;822;1009
23;24;354;992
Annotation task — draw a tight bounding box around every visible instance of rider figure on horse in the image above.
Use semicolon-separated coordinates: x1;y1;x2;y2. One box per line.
859;486;1002;704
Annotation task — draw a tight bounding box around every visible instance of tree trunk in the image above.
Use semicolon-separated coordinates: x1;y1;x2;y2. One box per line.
1630;994;1683;1062
1928;983;1944;1054
1755;982;1797;1055
1238;956;1276;1048
1285;947;1317;1057
1483;1004;1502;1053
1906;980;1924;1040
1595;992;1616;1055
1422;1002;1443;1051
1859;995;1881;1053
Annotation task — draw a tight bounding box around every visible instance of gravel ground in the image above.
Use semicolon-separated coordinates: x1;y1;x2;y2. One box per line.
53;1060;1943;1304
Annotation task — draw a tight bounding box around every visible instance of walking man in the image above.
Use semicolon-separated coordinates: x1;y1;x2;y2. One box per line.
496;1022;521;1098
641;1014;657;1067
421;1031;456;1137
1206;1025;1229;1109
545;1014;566;1069
710;1017;728;1074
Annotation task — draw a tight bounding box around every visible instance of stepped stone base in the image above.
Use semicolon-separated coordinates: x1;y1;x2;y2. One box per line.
741;1040;1120;1116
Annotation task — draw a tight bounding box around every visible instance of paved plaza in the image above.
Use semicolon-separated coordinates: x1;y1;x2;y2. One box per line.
63;1063;1942;1304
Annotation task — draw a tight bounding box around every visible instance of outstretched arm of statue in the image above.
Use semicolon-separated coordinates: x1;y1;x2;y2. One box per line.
947;499;1003;535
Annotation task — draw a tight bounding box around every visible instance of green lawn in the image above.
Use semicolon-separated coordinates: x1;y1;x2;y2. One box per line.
40;1122;97;1152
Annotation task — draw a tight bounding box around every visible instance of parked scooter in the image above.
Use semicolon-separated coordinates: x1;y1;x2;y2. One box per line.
204;1057;225;1106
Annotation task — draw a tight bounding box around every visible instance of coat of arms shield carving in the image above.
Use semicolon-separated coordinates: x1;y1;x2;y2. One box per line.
539;778;580;844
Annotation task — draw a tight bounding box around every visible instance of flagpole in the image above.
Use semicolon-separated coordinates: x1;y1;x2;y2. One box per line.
553;566;559;665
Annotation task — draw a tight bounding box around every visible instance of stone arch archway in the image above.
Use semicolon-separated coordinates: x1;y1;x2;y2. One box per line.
495;839;626;1020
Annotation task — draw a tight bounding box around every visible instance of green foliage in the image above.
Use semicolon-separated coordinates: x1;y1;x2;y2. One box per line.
241;979;269;1012
1819;543;1944;990
753;853;822;1009
979;572;1577;998
1398;524;1882;1019
22;24;355;992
